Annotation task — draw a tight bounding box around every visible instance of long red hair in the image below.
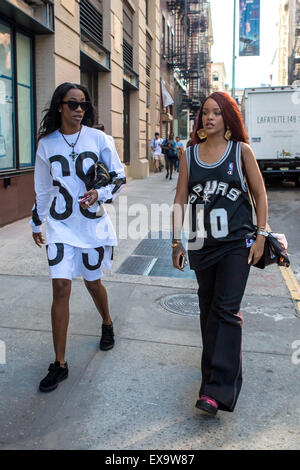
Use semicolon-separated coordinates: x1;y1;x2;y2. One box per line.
192;92;248;145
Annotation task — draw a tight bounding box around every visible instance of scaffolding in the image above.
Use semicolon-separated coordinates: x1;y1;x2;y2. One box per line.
167;0;211;119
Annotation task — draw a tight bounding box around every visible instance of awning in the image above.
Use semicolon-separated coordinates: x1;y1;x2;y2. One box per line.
161;79;174;107
80;37;111;72
0;0;54;34
160;112;173;122
123;65;139;90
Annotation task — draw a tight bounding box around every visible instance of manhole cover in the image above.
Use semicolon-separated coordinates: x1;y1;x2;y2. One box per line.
160;293;199;317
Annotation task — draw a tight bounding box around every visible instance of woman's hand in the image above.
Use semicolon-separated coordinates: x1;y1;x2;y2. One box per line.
248;235;266;265
172;242;187;271
78;189;98;209
32;232;45;248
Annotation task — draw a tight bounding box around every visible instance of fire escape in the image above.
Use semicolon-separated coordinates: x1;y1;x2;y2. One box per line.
167;0;211;120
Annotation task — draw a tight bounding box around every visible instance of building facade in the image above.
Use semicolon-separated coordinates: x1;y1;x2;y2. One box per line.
278;0;289;85
0;0;164;226
211;62;227;93
0;0;213;226
159;0;176;140
163;0;213;133
278;0;300;85
289;0;300;83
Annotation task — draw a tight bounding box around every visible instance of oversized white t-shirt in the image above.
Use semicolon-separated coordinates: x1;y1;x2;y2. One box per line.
151;138;163;155
30;125;125;248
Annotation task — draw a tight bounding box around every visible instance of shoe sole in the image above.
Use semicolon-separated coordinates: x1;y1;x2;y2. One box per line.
39;373;68;393
99;342;114;351
195;399;218;416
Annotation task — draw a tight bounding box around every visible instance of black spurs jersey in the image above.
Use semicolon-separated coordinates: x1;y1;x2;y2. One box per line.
186;140;255;270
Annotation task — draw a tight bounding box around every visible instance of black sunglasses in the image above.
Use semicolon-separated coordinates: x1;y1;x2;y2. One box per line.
61;100;91;111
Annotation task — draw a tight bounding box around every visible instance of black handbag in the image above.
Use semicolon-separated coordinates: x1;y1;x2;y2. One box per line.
85;162;112;191
242;157;290;269
252;231;290;269
85;161;126;195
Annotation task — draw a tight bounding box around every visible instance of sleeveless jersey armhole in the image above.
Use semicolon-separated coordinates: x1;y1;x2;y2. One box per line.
236;141;247;192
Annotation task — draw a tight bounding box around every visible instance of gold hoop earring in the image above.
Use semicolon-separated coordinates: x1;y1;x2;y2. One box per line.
224;127;232;141
197;128;207;141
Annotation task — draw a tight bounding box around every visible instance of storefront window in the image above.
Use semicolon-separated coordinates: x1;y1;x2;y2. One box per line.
16;32;34;167
0;21;34;174
0;21;14;170
178;111;188;140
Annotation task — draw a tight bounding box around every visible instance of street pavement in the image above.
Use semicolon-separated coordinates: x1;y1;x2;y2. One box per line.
0;171;299;450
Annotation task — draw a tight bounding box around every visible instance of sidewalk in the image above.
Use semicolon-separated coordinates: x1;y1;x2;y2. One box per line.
0;172;299;450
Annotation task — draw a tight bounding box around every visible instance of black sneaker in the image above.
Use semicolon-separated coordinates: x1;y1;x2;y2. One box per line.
39;361;68;392
100;322;115;351
165;172;169;179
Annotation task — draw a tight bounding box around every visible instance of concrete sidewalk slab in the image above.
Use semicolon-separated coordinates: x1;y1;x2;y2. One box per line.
0;273;299;449
1;333;299;450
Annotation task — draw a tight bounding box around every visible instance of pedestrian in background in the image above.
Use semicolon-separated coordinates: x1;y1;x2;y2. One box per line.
172;91;268;415
31;82;125;393
161;133;170;178
94;123;117;153
175;136;184;172
151;132;164;173
162;133;177;180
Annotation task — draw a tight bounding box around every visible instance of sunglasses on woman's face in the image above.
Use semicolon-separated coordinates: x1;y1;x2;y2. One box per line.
61;100;91;111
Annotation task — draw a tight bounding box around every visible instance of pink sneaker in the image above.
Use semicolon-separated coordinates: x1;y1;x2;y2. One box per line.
196;395;218;415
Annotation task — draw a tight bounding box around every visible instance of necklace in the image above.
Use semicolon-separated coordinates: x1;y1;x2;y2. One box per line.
60;127;82;161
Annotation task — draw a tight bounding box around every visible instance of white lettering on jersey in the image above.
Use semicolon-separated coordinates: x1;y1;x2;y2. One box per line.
190;181;242;202
204;180;218;195
227;188;242;201
216;182;229;196
189;194;197;204
193;184;203;197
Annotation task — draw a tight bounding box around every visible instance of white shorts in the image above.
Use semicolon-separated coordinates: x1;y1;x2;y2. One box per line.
46;243;113;281
153;153;163;160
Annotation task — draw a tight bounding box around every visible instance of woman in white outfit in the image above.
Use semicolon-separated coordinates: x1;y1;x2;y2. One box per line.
31;82;125;392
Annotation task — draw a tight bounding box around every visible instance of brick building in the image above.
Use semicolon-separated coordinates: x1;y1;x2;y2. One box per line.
0;0;213;226
0;0;163;226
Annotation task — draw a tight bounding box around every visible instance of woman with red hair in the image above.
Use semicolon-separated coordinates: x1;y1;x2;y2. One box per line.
172;92;268;415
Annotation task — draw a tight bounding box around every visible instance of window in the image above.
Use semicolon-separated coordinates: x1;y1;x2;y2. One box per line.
123;2;134;70
171;30;174;56
80;0;103;47
0;22;14;169
145;0;149;26
0;20;34;173
162;16;165;56
146;35;151;108
16;32;34;167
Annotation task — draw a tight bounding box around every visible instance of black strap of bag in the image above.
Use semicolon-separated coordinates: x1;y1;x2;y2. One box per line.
241;154;290;269
241;155;256;210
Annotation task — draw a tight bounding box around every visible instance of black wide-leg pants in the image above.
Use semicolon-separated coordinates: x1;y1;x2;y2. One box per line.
195;247;251;412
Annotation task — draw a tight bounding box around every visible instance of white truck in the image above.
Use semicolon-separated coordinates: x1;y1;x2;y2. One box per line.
243;86;300;185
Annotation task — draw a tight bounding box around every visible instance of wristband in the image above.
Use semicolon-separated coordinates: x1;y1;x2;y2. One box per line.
257;230;268;237
172;239;182;248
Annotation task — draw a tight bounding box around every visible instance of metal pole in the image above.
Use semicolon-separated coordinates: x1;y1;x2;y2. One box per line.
232;0;237;99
